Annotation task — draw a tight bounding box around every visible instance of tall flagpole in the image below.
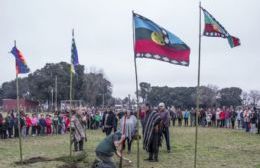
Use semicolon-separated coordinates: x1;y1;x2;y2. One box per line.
15;40;23;163
69;29;74;157
132;10;140;168
194;2;202;168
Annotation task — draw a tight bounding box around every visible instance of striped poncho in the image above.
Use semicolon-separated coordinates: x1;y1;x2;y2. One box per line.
143;111;161;151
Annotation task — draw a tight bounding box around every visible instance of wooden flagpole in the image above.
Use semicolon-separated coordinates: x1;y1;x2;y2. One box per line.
194;2;202;168
69;29;74;157
119;115;127;168
132;10;140;168
14;40;23;163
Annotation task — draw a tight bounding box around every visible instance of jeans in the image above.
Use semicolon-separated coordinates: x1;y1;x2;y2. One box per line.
172;118;176;126
245;122;250;132
96;152;116;168
74;139;84;151
26;126;30;136
184;118;188;126
237;120;241;128
105;127;113;136
162;127;171;151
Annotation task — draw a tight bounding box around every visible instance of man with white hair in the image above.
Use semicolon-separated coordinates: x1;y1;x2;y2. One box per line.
158;102;171;153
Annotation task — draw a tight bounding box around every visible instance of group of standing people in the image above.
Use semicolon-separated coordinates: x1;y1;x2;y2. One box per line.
0;111;71;139
168;106;260;134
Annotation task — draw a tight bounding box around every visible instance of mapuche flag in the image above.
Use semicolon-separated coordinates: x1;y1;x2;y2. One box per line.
71;36;79;73
10;46;30;74
201;7;240;48
133;12;190;66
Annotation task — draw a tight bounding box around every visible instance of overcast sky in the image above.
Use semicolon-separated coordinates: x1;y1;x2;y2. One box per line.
1;0;260;98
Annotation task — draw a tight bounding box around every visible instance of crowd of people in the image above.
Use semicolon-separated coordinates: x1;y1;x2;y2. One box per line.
167;106;260;133
1;104;260;167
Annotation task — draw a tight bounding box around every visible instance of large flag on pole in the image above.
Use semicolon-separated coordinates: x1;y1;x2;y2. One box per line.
71;35;79;73
10;46;30;74
201;7;240;48
133;12;190;66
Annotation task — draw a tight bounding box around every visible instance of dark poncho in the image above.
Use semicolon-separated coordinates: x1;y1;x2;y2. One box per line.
143;111;161;151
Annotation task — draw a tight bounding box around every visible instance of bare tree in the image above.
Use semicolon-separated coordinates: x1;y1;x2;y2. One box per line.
249;90;260;106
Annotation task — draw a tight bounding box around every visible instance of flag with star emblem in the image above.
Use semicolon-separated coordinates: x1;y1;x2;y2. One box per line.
201;7;240;48
133;12;190;66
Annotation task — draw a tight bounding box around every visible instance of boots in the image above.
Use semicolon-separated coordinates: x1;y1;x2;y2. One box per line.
144;153;153;161
153;152;159;162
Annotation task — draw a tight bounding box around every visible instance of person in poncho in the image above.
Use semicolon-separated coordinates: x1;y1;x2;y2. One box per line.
119;109;137;154
143;103;161;162
71;110;87;152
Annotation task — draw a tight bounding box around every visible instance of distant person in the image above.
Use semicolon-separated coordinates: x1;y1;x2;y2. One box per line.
31;114;38;136
170;106;177;127
39;114;46;135
236;107;242;129
45;114;52;135
25;114;32;136
243;107;251;132
177;108;183;127
257;109;260;134
102;108;115;136
183;109;190;127
230;107;237;129
190;108;196;127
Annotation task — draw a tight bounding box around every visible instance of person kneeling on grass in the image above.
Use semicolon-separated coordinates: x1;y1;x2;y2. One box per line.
95;131;131;168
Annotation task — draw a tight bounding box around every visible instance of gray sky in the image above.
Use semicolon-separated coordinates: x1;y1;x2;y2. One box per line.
1;0;260;98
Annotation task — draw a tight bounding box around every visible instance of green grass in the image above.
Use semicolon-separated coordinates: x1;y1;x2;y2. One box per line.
0;127;260;168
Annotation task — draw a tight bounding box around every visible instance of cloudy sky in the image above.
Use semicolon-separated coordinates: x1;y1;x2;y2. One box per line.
1;0;260;98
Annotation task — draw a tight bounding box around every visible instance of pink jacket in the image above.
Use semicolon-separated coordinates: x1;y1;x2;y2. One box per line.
31;117;38;126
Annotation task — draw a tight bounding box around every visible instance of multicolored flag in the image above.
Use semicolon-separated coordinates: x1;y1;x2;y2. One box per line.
71;36;79;73
133;12;190;66
201;7;240;48
10;46;30;74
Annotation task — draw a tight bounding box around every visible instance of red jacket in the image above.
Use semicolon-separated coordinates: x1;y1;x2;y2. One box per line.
26;117;32;127
220;111;225;120
45;117;52;126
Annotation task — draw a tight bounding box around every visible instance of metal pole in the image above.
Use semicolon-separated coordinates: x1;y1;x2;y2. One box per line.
55;76;58;111
132;11;140;168
194;2;202;168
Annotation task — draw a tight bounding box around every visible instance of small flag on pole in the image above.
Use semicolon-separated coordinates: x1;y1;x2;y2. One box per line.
10;46;30;74
201;7;240;48
71;34;79;73
133;12;190;66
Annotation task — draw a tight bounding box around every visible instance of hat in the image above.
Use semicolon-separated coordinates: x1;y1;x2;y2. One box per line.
158;102;165;107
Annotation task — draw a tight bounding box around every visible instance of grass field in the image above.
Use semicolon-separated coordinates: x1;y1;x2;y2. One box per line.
0;127;259;168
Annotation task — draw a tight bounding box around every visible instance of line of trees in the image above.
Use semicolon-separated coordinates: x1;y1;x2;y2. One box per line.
0;62;114;107
139;82;260;108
